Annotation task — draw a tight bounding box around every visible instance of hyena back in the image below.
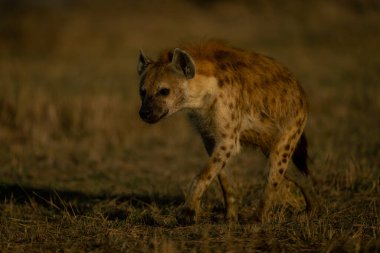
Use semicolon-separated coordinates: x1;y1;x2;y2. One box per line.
137;41;317;224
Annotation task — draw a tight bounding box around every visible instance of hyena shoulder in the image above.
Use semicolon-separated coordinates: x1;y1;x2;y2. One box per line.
176;41;307;125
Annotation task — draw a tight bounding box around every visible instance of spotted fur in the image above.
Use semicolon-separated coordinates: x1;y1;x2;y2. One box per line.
137;40;317;224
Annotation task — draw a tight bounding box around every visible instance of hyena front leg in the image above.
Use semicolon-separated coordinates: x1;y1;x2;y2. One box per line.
218;170;238;222
258;116;308;222
200;134;238;223
176;139;238;225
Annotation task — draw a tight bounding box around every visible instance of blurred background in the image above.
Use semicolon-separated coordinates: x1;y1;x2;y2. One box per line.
0;0;379;195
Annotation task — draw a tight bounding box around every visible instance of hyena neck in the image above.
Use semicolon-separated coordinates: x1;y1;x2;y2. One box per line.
185;74;219;136
183;74;219;110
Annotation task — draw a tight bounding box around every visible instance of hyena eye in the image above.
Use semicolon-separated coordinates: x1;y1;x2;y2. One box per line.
159;88;170;96
140;89;146;98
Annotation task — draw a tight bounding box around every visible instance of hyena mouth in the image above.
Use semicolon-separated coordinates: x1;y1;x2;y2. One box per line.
140;110;169;124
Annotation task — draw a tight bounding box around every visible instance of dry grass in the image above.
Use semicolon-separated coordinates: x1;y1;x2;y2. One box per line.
0;0;379;252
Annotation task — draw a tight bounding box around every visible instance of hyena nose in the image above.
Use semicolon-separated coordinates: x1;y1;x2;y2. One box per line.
139;107;153;119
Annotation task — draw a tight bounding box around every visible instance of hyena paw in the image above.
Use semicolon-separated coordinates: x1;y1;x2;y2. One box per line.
176;206;196;225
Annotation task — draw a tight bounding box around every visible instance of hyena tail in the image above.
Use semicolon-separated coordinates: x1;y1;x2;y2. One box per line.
292;132;309;175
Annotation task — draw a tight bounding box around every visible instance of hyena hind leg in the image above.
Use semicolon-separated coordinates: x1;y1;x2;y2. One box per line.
258;119;310;222
284;167;318;215
287;133;319;215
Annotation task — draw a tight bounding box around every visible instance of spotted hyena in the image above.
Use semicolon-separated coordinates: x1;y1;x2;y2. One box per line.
137;40;317;224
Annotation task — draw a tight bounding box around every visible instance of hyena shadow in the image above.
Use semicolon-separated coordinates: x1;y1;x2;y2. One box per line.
0;183;184;225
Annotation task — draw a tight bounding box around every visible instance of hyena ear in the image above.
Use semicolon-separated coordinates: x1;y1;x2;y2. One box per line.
172;48;196;79
137;49;151;76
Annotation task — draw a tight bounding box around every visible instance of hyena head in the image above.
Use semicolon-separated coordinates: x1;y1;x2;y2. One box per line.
137;48;195;124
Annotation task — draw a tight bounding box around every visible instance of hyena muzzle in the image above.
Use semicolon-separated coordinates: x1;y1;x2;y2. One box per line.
137;41;318;225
